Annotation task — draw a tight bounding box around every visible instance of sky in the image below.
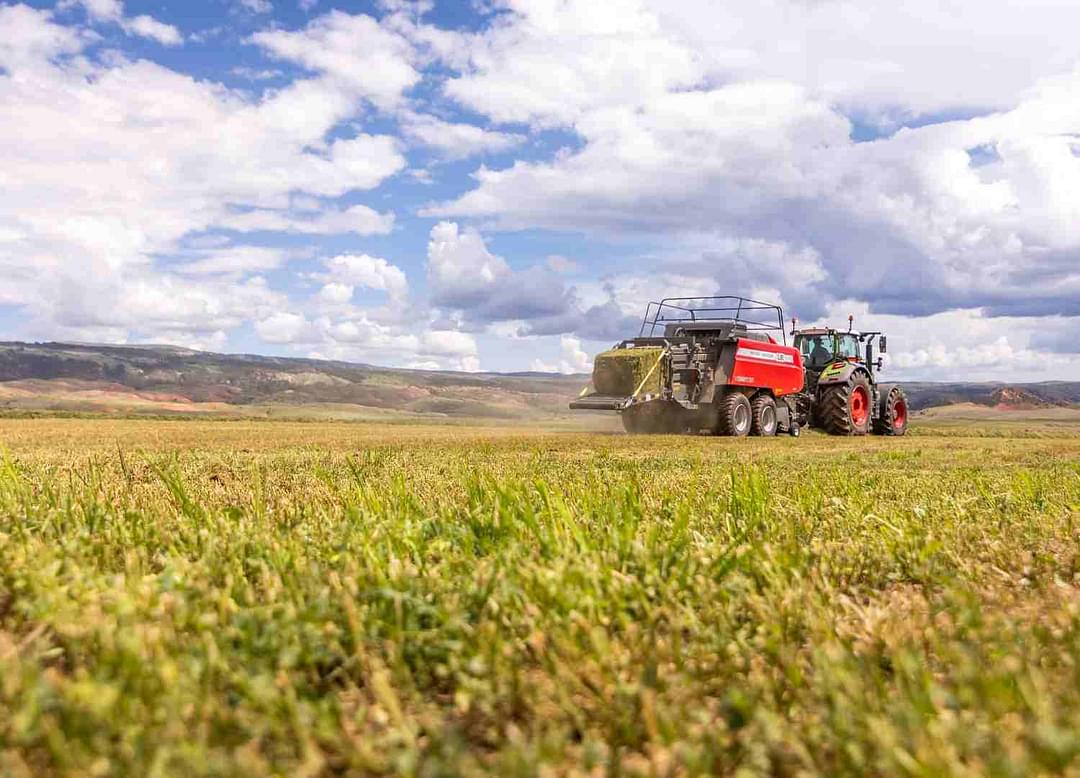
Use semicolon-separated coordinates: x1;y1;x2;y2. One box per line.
1;0;1078;380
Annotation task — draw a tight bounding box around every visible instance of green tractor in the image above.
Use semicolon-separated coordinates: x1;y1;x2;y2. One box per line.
792;316;909;436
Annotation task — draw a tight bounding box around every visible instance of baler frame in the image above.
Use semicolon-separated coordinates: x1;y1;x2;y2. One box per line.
638;296;788;343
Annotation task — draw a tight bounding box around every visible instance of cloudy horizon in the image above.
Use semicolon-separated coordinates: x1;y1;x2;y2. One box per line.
1;0;1078;381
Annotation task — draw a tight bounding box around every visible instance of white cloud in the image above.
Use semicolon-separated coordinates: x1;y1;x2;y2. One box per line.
530;335;592;374
801;302;1079;382
316;282;354;305
220;204;395;236
3;0;1080;381
427;220;511;306
443;0;702;127
400;112;525;159
60;0;182;45
425;221;640;340
0;5;86;71
653;0;1080;120
428;74;1080;324
417;0;1080;377
421;329;477;357
123;15;183;46
443;0;1080;125
255;311;311;343
177;246;289;275
0;7;407;347
253;10;419;109
230;66;283;81
61;0;123;22
322;254;408;301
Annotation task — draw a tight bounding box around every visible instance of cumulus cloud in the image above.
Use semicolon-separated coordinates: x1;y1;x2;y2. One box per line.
423;221;644;342
3;0;1079;380
0;6;406;349
429;65;1080;326
426;221;576;323
321;254;409;301
400;112;525;159
59;0;183;45
530;335;592;374
255;311;311;344
442;0;702;127
219;204;395;236
177;246;290;275
253;10;419;108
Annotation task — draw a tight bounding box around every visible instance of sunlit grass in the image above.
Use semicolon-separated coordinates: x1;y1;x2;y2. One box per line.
0;418;1077;776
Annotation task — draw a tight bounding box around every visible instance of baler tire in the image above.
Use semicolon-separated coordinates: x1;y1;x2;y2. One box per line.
873;385;909;436
750;395;778;436
715;392;752;437
819;375;872;436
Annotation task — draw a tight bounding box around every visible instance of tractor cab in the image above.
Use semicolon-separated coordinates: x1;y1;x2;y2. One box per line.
792;317;887;377
795;329;862;370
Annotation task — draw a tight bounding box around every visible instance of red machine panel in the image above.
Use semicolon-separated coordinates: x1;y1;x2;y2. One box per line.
728;338;804;395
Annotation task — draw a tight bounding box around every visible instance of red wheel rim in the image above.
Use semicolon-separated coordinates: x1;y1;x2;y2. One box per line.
893;398;907;429
850;385;869;426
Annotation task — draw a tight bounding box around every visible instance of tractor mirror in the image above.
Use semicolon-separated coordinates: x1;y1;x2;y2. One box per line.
879;335;887;353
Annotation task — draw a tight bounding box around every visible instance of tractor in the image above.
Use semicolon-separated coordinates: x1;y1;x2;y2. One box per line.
790;317;908;436
569;296;908;437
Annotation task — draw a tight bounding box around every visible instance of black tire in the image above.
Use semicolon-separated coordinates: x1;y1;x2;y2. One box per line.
750;394;778;436
715;392;752;437
818;374;873;436
873;385;909;436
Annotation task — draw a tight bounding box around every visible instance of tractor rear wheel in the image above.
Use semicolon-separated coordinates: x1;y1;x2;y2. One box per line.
715;392;752;437
819;374;872;436
750;395;778;436
874;385;909;436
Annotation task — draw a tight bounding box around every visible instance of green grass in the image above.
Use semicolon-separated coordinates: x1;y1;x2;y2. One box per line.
0;418;1078;776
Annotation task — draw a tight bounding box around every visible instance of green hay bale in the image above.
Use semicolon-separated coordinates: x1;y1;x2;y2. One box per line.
592;347;665;396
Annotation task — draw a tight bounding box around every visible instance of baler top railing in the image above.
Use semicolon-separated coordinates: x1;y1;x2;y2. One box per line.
638;296;787;343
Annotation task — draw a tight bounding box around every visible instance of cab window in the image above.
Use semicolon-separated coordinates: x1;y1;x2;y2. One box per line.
798;335;833;366
838;335;860;359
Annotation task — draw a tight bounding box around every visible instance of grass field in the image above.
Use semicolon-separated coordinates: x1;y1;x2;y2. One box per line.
0;417;1077;776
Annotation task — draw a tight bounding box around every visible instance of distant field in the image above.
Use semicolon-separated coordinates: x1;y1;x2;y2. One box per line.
0;418;1077;775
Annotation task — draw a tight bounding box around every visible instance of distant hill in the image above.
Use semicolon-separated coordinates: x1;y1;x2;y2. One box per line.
899;381;1080;410
0;342;585;420
0;341;1076;419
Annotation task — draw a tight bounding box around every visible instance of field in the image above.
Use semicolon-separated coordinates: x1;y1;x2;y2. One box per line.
0;418;1077;776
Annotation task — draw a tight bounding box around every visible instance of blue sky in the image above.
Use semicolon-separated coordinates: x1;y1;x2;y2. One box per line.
1;0;1079;379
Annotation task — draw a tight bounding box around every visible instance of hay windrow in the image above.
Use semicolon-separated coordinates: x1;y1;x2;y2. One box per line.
591;347;665;396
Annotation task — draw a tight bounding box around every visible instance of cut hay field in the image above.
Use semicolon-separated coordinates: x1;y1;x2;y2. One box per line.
0;418;1078;776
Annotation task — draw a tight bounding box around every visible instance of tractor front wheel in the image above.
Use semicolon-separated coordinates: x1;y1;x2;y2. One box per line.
750;395;778;436
819;375;872;435
874;386;909;436
715;392;752;437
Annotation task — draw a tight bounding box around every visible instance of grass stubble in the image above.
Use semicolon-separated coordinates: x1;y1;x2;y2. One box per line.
0;417;1077;776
